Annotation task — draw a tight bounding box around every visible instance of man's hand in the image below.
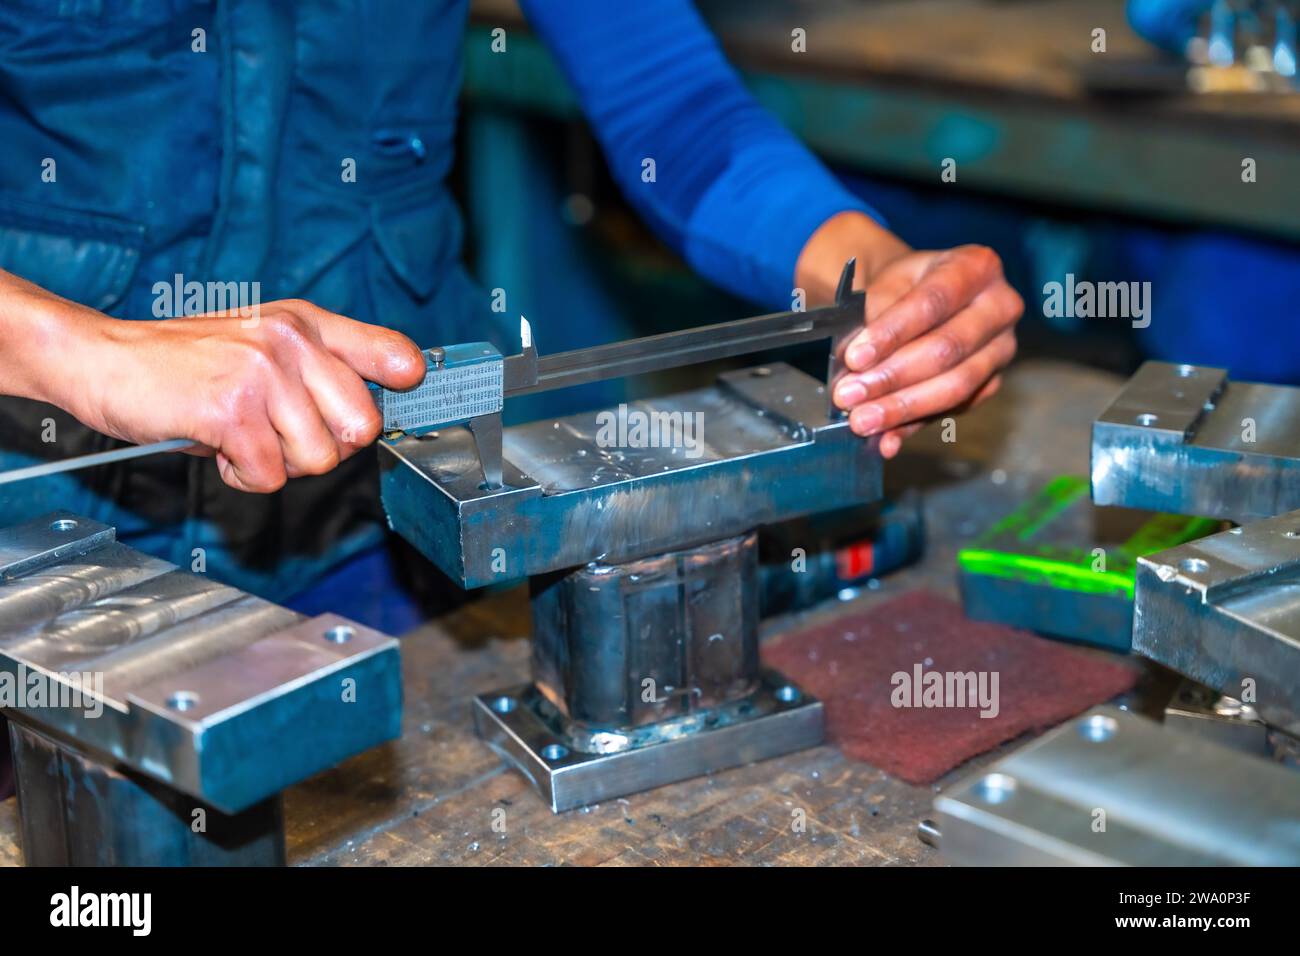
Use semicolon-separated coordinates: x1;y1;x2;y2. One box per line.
795;212;1023;459
0;273;424;493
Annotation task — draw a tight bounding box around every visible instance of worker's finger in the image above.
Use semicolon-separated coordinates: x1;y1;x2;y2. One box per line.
215;422;288;493
845;246;1003;372
298;346;384;455
833;283;1021;409
265;374;342;478
298;302;424;389
848;330;1016;437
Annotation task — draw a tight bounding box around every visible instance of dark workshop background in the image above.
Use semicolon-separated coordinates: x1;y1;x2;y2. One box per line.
452;0;1300;424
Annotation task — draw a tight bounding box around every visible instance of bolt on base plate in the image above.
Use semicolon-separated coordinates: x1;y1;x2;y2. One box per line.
472;671;824;812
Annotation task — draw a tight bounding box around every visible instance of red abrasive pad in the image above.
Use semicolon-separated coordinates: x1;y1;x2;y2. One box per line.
762;589;1139;785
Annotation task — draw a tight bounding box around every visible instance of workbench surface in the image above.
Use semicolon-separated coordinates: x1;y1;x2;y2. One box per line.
0;359;1128;866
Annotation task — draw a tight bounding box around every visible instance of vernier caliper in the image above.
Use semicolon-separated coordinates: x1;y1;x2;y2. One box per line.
0;260;861;489
369;259;861;490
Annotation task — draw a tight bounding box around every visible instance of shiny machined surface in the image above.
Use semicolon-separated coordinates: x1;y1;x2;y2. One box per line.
0;511;402;813
472;672;824;813
381;362;882;588
1132;509;1300;736
936;707;1300;866
1092;361;1300;521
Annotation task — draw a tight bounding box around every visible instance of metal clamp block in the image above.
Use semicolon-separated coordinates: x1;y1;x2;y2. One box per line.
1092;361;1300;521
936;707;1300;865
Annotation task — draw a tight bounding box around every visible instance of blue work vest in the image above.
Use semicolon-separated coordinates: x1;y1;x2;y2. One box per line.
0;0;503;599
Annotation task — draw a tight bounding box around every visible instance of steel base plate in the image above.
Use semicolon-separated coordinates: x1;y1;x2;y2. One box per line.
472;671;824;812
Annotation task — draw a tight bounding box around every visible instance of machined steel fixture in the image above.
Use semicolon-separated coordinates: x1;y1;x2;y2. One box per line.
1093;360;1300;748
1092;361;1300;522
475;534;823;811
1133;511;1300;737
0;511;401;865
383;268;871;810
936;707;1300;866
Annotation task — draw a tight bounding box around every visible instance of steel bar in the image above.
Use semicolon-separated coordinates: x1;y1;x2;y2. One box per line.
0;438;192;487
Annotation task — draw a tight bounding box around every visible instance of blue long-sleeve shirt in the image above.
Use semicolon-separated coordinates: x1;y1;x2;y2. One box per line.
520;0;883;308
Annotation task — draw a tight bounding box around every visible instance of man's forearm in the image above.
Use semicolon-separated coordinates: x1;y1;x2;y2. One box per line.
0;269;102;414
0;268;427;493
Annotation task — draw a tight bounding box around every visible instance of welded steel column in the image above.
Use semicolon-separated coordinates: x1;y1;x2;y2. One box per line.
531;532;759;732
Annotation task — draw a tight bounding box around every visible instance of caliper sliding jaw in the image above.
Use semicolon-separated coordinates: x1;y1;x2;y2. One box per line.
369;317;538;490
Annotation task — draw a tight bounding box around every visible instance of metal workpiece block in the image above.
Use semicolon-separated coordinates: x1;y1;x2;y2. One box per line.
382;291;860;809
1092;361;1300;521
0;512;402;815
531;533;759;730
0;510;116;579
1132;510;1300;736
935;707;1300;866
381;362;882;588
472;673;824;813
